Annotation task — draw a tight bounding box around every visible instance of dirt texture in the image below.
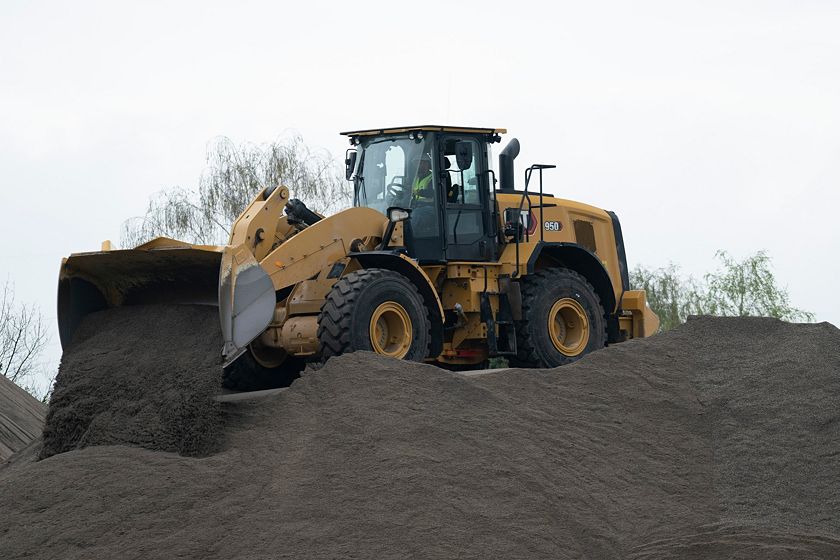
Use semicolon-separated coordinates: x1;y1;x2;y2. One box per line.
1;314;839;559
40;304;223;459
0;373;46;462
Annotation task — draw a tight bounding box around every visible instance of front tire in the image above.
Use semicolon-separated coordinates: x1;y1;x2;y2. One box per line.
222;348;304;391
511;268;607;368
318;268;431;362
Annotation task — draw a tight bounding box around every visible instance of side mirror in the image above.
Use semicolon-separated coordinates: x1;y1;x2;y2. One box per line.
345;149;357;181
455;142;473;170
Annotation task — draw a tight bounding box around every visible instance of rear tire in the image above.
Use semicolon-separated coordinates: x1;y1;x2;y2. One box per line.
222;349;304;391
318;268;431;362
511;268;607;368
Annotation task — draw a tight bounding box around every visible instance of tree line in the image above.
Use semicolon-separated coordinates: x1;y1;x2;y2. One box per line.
631;251;813;332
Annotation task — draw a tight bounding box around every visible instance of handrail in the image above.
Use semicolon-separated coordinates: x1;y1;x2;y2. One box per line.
512;164;556;277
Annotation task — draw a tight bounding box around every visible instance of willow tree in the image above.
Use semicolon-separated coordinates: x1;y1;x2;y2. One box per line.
629;263;702;332
122;135;352;247
698;250;813;321
631;250;813;332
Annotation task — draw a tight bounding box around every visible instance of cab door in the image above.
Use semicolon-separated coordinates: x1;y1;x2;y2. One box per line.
441;136;492;261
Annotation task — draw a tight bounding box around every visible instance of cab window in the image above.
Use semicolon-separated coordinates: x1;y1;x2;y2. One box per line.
443;138;482;205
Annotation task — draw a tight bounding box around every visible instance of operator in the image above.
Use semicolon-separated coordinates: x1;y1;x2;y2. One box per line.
412;157;434;202
410;155;436;235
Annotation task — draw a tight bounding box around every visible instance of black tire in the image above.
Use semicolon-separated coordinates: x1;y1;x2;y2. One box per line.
510;268;607;368
222;349;304;391
318;268;431;362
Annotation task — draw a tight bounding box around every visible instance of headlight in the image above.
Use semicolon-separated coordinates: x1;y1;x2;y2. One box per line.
388;208;411;223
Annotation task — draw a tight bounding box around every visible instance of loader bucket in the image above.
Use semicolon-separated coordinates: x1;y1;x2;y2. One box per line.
57;239;224;349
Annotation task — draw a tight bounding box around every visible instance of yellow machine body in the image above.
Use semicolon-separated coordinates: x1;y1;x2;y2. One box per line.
58;125;658;378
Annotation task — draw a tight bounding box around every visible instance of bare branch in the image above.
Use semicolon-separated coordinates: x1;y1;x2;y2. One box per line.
121;135;351;247
0;280;49;389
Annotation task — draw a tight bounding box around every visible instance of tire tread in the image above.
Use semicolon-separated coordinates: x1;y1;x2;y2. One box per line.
317;268;430;361
511;268;607;368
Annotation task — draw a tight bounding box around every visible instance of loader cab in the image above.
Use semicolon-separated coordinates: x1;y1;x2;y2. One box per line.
342;126;504;263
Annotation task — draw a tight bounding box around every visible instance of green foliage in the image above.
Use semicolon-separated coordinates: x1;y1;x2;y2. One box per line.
121;135;352;247
699;251;813;321
629;263;701;332
631;250;813;332
487;357;509;369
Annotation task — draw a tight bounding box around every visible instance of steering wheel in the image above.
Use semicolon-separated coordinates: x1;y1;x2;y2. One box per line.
386;181;405;199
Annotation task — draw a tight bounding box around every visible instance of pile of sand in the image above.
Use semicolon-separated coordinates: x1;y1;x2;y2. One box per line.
2;313;839;559
0;373;46;463
40;304;223;459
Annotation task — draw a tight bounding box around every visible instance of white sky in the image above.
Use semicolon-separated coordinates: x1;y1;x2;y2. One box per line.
1;0;838;393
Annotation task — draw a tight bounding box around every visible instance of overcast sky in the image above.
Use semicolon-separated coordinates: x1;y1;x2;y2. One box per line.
1;0;838;393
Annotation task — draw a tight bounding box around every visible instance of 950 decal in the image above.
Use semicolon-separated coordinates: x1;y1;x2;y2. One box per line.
543;220;562;232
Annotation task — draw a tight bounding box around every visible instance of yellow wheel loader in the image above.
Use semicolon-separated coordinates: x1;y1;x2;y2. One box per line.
58;126;659;390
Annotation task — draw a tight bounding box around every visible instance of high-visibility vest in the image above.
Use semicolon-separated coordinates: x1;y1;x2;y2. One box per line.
413;173;433;199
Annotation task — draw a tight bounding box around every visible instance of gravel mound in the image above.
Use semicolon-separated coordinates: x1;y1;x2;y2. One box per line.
0;373;46;462
628;525;840;560
1;315;838;559
40;304;223;459
677;317;840;532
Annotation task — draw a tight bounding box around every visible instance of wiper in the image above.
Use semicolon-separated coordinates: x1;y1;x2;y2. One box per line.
355;175;367;206
354;152;367;206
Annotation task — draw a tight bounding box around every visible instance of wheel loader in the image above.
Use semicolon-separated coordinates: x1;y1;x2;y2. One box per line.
57;126;659;390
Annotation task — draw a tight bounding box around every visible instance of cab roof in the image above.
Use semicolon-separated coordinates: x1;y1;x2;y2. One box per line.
340;125;506;137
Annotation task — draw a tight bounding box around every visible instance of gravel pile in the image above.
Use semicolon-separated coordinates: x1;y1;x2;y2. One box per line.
40;304;223;459
0;372;46;463
1;313;838;559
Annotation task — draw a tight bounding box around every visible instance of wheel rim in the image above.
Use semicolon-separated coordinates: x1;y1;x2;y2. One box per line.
369;301;413;358
548;298;590;356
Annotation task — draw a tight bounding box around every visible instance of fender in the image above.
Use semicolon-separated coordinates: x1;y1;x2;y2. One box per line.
527;242;618;315
349;250;445;359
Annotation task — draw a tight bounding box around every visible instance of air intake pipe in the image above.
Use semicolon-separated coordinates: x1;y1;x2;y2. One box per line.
498;138;520;192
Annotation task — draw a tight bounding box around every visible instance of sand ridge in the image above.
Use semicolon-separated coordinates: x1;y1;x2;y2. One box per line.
2;308;838;559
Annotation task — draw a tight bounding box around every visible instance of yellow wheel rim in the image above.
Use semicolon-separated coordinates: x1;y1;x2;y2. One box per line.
369;301;413;358
548;298;590;356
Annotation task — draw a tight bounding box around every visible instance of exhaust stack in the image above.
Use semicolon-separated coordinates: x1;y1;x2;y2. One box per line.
498;138;520;192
